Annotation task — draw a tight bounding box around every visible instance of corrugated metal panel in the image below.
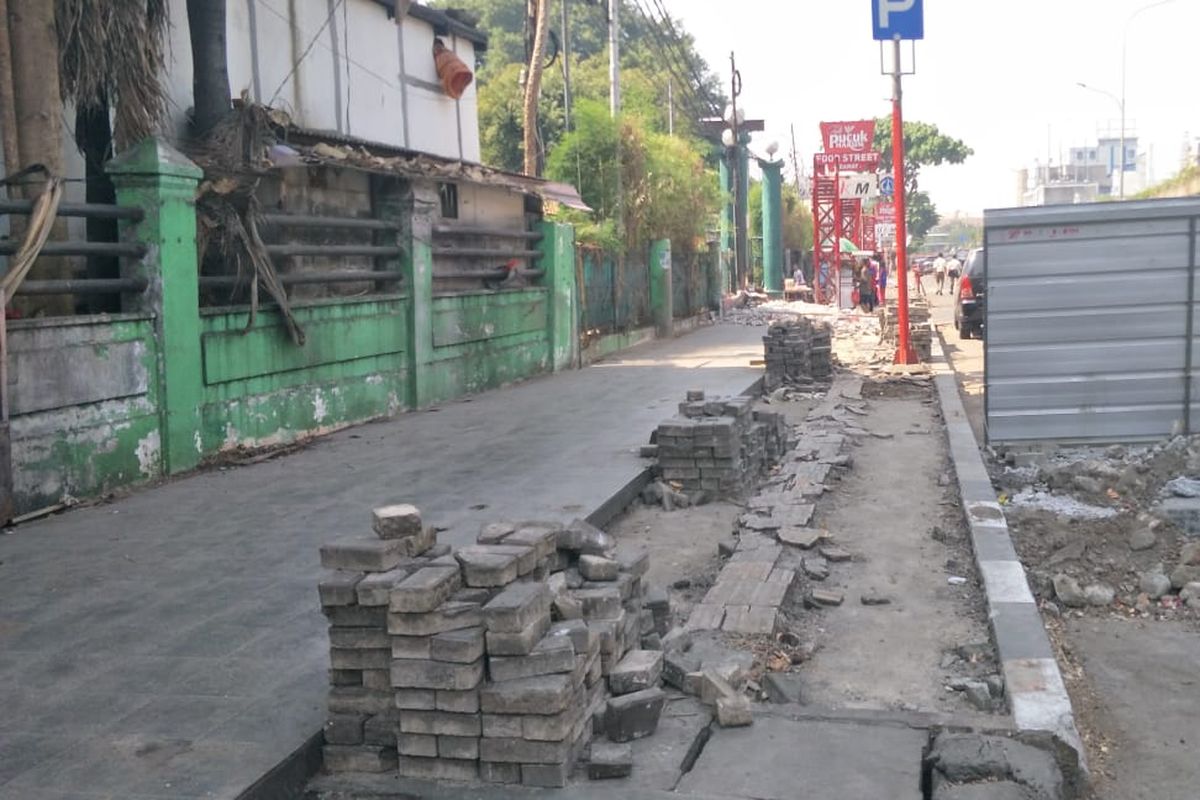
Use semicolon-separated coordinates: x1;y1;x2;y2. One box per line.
984;198;1200;444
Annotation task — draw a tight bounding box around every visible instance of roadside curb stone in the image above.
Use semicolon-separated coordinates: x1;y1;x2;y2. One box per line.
931;331;1086;770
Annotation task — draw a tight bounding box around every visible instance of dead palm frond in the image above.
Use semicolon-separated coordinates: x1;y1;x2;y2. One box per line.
57;0;170;149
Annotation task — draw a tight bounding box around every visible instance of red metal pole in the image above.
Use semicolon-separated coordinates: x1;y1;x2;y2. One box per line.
891;38;917;364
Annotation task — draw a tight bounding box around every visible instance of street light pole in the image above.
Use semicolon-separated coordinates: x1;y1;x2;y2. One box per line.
1119;0;1178;199
1076;81;1124;197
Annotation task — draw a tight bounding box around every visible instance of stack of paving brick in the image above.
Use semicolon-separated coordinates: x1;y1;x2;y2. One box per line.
762;318;834;391
318;504;448;773
318;510;672;788
879;298;932;361
654;392;791;498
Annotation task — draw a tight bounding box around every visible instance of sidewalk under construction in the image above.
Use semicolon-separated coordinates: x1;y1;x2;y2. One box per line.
0;325;763;800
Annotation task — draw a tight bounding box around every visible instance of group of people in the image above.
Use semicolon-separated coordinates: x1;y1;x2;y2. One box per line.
928;252;961;296
855;251;891;313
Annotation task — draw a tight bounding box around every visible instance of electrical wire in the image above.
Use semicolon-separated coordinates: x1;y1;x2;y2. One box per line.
268;0;348;105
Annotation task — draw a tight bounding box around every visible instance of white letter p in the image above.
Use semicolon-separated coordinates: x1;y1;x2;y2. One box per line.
880;0;915;28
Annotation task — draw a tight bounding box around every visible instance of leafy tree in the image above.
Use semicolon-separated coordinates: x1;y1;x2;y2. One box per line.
750;181;813;253
906;192;940;245
872;118;971;242
546;99;717;251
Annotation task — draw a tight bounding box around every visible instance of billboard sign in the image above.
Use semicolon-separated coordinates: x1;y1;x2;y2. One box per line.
820;120;876;155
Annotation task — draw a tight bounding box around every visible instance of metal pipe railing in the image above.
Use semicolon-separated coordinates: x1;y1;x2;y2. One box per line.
0;241;147;258
260;213;400;232
13;277;148;295
448;269;546;280
433;224;543;241
264;244;404;258
431;247;543;260
199;271;402;288
0;199;144;221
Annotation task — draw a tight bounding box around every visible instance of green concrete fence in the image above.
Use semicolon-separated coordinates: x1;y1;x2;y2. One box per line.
8;138;716;515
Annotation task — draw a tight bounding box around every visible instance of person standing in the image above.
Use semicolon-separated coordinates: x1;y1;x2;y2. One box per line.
946;252;962;294
877;252;889;305
933;252;947;295
858;259;878;313
912;257;926;297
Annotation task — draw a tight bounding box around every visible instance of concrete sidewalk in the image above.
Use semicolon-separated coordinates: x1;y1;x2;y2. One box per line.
0;324;764;800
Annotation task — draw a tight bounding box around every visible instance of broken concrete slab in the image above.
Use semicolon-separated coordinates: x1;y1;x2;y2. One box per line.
676;716;925;800
605;687;666;742
608;649;664;696
372;504;424;539
926;733;1063;800
588;742;634;779
778;527;827;549
716;695;753;727
817;544;852;563
579;554;620;581
807;589;844;607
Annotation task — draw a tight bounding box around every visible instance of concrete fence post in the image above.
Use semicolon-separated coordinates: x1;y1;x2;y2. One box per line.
107;137;204;476
539;221;577;371
402;182;438;408
649;238;673;338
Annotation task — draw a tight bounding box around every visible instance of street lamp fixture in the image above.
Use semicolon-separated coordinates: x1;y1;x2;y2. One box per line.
1075;81;1126;198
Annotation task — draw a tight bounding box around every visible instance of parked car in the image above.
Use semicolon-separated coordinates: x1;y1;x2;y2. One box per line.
954;248;985;339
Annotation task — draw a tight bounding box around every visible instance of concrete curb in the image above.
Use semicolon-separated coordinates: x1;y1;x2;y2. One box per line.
929;332;1086;766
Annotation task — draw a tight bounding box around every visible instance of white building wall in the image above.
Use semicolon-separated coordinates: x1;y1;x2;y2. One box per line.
160;0;480;162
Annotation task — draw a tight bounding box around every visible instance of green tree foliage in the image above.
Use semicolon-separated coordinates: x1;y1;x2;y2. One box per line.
906;192;940;246
440;0;725;252
749;180;813;252
871;117;972;241
546;99;717;251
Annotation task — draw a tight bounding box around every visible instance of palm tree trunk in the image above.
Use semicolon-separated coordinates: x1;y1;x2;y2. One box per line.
187;0;232;136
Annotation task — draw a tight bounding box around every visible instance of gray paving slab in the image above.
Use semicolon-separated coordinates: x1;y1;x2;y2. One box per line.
1065;619;1200;800
675;716;927;800
0;324;763;799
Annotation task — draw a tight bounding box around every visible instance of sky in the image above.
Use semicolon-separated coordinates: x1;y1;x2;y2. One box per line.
658;0;1200;216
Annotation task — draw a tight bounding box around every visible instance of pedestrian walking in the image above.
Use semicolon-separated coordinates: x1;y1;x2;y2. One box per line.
877;253;889;305
946;252;962;294
912;259;926;297
933;252;947;295
858;260;878;313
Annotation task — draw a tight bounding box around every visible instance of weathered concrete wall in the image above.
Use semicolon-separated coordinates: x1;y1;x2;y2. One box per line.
199;296;410;453
423;289;551;405
8;314;162;512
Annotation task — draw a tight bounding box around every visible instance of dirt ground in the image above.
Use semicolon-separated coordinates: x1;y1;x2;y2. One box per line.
778;385;998;714
610;312;1000;718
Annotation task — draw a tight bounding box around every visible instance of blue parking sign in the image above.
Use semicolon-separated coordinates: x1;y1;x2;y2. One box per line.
872;0;924;41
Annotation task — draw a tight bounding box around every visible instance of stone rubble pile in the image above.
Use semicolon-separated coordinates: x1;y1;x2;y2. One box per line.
318;507;682;787
762;318;833;392
649;390;792;500
878;298;932;361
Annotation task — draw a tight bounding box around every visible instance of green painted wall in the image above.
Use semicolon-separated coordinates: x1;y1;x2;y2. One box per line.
198;296;409;452
3;141;610;515
421;289;551;405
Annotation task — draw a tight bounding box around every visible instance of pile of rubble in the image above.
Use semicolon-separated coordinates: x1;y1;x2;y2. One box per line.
762;318;833;392
644;391;791;504
317;505;753;787
878;298;932;361
993;438;1200;617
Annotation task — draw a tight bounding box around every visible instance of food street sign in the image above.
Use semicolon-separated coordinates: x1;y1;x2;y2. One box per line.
814;152;881;172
